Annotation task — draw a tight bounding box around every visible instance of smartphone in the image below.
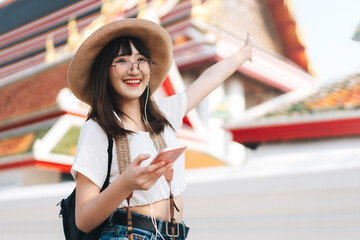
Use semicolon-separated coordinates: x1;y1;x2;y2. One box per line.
150;145;187;165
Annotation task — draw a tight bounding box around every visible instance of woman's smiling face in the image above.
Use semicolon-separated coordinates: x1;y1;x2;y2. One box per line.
109;42;150;104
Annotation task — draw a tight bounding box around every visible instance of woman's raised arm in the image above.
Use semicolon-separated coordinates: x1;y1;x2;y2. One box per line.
185;33;252;114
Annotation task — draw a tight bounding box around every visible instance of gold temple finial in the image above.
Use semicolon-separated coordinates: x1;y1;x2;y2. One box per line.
137;0;170;23
110;0;126;19
45;34;57;63
137;0;147;19
191;0;220;23
53;0;128;59
191;0;201;6
100;0;114;22
191;0;204;19
152;0;164;12
66;16;83;52
99;0;126;22
83;0;126;39
135;0;181;23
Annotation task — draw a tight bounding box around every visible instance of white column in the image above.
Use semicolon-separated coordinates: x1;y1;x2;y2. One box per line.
224;77;246;165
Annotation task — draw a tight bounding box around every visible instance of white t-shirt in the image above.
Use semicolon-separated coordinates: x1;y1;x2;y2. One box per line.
71;92;187;208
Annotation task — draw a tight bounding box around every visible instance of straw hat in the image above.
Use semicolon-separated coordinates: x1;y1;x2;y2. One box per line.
67;18;173;105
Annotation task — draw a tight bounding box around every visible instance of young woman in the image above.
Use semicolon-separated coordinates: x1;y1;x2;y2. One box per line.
68;18;252;240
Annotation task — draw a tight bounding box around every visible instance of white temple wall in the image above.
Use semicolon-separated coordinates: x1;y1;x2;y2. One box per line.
1;162;360;240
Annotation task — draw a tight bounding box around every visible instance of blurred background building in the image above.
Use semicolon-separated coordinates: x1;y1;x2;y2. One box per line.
0;0;359;239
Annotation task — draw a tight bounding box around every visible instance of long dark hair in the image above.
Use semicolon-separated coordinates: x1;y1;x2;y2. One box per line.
87;36;174;138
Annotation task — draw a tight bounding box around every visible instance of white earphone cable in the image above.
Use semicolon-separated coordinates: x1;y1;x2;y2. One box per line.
115;86;165;239
146;193;166;240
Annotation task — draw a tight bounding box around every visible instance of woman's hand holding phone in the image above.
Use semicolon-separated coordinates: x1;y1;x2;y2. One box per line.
150;145;187;165
122;145;186;191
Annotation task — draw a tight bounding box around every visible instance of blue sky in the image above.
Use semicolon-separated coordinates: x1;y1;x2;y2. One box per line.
291;0;360;85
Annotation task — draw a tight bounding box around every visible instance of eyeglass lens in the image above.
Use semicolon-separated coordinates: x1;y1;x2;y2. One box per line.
115;60;154;76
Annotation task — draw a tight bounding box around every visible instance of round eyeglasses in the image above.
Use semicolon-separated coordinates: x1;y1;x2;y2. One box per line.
110;59;155;76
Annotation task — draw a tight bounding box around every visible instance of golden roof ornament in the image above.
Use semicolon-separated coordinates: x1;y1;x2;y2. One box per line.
99;0;125;22
137;0;180;23
191;0;220;23
45;34;57;63
66;16;83;52
46;0;127;63
137;0;148;19
108;0;126;20
83;0;126;39
152;0;165;13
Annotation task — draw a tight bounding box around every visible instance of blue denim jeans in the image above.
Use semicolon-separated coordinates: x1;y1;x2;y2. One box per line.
99;209;187;240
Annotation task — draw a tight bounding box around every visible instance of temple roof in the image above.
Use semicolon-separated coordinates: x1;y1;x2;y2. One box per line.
0;114;84;172
0;0;315;131
265;74;360;117
0;61;69;125
225;73;360;146
0;0;310;83
0;0;80;36
0;0;313;171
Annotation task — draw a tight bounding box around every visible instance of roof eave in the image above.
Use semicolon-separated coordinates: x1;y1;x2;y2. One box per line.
229;116;360;145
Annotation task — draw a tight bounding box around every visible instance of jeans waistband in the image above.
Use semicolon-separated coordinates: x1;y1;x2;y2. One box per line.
109;209;189;239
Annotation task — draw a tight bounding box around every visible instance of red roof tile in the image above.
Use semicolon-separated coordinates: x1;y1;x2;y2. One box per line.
228;74;360;145
0;61;69;122
266;74;360;117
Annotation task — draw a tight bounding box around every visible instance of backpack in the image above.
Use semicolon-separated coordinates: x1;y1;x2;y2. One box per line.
58;137;113;240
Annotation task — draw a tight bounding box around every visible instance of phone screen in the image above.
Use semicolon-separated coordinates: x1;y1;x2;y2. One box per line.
150;145;187;165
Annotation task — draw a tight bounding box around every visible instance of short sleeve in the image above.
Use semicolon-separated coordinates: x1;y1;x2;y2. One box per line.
71;119;109;188
156;92;187;132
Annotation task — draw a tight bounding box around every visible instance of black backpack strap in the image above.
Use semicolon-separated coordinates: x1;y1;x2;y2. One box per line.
100;136;113;191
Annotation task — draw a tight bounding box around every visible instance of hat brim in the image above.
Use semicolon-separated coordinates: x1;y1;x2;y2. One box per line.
67;18;173;105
